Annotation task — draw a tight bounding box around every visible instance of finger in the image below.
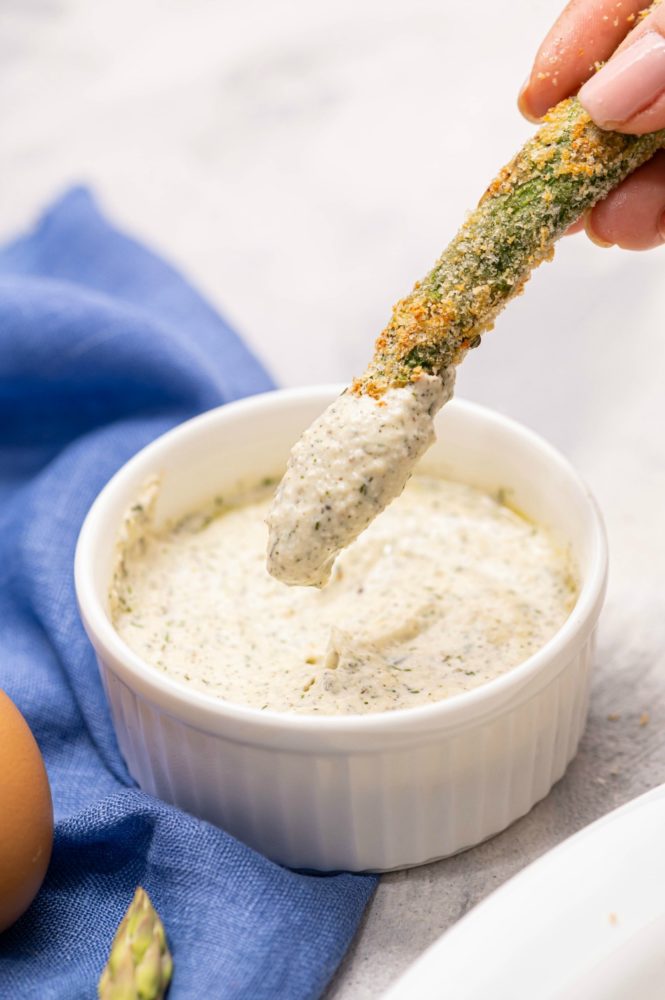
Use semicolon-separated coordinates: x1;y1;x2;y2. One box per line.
519;0;647;122
579;6;665;132
565;217;585;235
585;150;665;249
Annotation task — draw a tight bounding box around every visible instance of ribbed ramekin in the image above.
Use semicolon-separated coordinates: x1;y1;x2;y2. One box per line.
74;387;607;872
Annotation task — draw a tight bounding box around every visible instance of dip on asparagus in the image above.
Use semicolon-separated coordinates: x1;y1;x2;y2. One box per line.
266;372;454;587
111;476;577;716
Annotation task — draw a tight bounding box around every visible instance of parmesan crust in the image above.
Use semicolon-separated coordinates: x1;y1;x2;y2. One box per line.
355;97;665;396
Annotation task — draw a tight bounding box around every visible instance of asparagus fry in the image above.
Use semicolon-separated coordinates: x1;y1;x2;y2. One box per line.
355;97;665;396
98;887;173;1000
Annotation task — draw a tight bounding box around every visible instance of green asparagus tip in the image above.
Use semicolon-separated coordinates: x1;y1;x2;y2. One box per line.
98;887;173;1000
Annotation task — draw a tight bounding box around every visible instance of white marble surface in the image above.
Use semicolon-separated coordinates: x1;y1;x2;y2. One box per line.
3;1;665;996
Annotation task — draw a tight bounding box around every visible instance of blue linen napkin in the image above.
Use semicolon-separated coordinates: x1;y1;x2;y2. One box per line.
0;188;376;999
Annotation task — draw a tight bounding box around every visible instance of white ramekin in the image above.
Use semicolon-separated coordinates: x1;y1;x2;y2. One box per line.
75;387;608;873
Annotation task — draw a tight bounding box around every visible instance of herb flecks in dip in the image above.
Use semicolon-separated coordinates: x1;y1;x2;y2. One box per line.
266;371;454;587
111;476;578;716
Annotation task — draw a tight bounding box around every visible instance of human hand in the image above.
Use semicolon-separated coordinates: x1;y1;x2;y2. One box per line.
519;0;665;250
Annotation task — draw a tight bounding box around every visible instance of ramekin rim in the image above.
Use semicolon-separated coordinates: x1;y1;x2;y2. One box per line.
74;386;608;739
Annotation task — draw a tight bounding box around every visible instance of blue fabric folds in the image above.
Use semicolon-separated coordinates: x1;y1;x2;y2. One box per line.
0;189;376;999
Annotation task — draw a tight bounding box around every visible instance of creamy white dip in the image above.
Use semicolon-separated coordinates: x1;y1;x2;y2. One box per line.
267;372;455;587
111;475;577;716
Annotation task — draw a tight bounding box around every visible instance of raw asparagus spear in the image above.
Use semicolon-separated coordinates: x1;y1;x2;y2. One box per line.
98;887;173;1000
355;97;665;396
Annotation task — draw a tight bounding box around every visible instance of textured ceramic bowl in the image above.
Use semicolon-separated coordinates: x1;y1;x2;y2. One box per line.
75;387;607;872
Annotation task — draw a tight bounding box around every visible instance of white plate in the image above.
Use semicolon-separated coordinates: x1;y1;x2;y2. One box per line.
384;783;665;999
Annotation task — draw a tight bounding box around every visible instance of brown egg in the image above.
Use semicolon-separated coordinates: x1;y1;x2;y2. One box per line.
0;688;53;933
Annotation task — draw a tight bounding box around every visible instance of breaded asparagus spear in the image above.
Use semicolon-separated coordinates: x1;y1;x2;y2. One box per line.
355;96;665;397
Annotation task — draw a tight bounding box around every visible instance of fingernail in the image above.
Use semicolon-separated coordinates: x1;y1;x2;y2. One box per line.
517;78;541;123
579;31;665;127
584;211;614;249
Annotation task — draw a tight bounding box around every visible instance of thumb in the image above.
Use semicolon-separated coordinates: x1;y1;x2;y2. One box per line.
579;4;665;134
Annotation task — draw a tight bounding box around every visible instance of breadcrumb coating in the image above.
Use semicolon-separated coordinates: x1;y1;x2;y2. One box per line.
354;97;665;396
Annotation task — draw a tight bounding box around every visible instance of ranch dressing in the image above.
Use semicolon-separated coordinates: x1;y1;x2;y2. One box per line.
267;372;455;587
111;475;577;716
